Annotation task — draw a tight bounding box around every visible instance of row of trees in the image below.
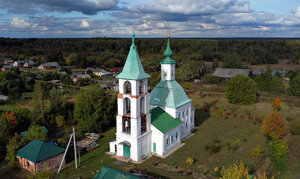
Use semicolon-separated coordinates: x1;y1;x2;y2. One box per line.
1;38;299;68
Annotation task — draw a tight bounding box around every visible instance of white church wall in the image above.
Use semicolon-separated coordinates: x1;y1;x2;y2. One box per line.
161;64;175;81
164;125;181;154
151;126;164;156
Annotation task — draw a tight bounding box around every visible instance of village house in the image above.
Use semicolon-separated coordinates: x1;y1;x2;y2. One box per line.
4;59;14;65
85;68;113;78
16;140;65;173
212;67;251;79
94;166;142;179
73;74;91;83
1;65;13;71
38;62;60;70
109;33;195;162
13;60;24;67
23;60;35;68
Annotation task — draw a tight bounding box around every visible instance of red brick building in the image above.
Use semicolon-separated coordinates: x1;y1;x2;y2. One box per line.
16;140;65;173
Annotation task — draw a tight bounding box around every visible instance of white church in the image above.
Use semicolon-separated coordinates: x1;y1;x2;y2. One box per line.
109;32;195;162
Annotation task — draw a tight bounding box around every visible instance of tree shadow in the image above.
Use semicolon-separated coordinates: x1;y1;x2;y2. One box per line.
194;100;218;127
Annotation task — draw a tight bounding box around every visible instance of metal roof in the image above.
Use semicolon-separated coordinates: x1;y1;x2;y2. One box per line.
150;80;191;108
16;140;65;163
160;36;176;64
150;107;182;133
94;166;142;179
116;33;150;80
212;68;251;78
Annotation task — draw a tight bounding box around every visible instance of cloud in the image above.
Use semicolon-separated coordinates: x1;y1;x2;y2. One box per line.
10;17;32;28
293;6;300;18
1;0;119;15
80;19;90;28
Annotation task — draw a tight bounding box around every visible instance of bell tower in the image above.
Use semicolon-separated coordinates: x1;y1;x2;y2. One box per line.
161;35;176;81
112;32;152;162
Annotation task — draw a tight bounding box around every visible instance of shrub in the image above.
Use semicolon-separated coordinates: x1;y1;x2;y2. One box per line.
202;74;219;84
216;110;223;117
290;74;300;97
226;75;257;104
262;111;286;139
267;138;289;172
210;107;216;113
205;140;222;154
290;118;300;135
244;109;251;115
186;157;194;165
220;162;249;179
251;145;265;159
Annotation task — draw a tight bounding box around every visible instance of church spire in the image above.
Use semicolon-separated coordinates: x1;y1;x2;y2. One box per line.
160;34;176;64
164;35;173;58
131;31;135;45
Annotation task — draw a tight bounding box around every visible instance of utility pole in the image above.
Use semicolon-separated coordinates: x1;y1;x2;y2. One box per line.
57;126;78;173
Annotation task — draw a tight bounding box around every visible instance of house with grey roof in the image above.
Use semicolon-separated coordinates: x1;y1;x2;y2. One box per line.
38;62;60;70
212;68;251;79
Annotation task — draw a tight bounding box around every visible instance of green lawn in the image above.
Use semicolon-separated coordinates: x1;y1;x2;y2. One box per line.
2;91;300;178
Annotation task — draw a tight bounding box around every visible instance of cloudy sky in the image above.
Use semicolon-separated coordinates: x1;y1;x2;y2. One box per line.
0;0;300;38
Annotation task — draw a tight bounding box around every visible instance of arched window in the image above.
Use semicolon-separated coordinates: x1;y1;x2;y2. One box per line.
186;109;189;117
166;138;169;145
139;80;143;94
175;132;178;140
182;111;185;118
124;98;131;114
124;81;131;94
140;97;145;114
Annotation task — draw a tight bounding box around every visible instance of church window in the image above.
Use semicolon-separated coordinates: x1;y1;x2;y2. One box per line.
140;97;145;114
166;138;169;145
186;109;189;117
183;111;185;117
141;114;147;134
124;81;131;94
124;98;131;114
171;135;174;143
175;132;178;140
122;116;131;134
186;121;188;128
139;80;143;94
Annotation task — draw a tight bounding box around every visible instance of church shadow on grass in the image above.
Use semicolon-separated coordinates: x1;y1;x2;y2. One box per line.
194;100;218;128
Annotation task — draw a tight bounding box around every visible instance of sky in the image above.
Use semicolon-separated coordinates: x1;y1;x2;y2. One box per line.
0;0;300;38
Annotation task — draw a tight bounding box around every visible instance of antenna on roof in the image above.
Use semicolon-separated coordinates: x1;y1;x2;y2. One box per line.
57;126;78;173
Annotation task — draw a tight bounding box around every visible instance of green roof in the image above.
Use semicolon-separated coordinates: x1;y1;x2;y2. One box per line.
160;36;176;64
116;32;150;80
94;166;142;179
150;81;191;108
150;107;182;133
17;140;65;162
21;126;48;140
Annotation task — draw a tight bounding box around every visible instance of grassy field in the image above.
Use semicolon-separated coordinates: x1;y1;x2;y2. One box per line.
1;90;300;178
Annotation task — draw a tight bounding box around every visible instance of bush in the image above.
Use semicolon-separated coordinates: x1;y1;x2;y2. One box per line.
267;138;289;172
186;157;194;165
290;118;300;135
202;75;219;84
251;145;265;159
204;140;222;154
273;97;281;111
290;74;300;97
262;111;287;139
225;75;257;105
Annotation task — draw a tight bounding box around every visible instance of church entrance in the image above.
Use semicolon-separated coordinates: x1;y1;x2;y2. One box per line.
123;144;130;158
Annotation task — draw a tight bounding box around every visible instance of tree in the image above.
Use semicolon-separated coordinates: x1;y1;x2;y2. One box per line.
55;115;65;129
267;138;289;172
6;133;24;167
0;114;10;149
254;69;272;92
74;87;116;132
262;111;286;139
25;124;47;141
202;74;219;84
269;76;285;94
212;58;219;69
33;81;52;124
272;97;281;112
225;75;257;105
176;60;206;81
290;74;300;97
